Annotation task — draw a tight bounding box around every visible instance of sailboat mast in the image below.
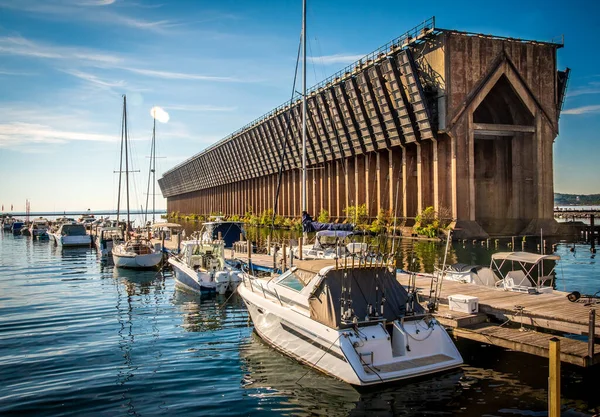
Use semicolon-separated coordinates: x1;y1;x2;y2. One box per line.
124;95;131;239
116;96;125;224
152;117;156;225
301;0;307;214
144;116;156;227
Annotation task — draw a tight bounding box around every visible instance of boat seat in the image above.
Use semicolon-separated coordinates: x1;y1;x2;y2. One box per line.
505;270;531;287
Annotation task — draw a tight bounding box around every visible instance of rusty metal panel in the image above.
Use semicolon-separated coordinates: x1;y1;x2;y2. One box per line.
397;49;434;140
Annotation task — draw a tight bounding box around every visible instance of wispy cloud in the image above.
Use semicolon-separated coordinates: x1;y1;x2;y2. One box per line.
562;105;600;115
0;36;122;64
164;104;237;112
71;0;116;5
61;69;125;88
566;87;600;98
121;67;242;82
309;54;364;65
0;0;179;32
0;122;116;148
566;80;600;98
0;68;36;76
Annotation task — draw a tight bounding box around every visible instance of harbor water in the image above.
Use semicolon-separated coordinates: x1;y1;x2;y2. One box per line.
0;231;599;416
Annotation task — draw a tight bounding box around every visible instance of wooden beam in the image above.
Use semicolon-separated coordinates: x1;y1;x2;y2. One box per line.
473;123;535;133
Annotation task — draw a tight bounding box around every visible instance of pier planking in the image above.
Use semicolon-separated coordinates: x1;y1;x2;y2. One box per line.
398;273;600;366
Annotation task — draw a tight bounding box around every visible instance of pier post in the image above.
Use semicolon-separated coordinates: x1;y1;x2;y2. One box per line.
282;241;287;270
589;309;596;360
247;237;252;262
548;338;561;417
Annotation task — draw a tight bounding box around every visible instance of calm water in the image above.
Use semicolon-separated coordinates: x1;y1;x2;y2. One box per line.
0;231;599;416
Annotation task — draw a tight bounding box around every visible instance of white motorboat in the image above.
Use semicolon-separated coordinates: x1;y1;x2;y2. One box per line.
425;252;559;294
490;251;559;294
48;222;92;246
292;230;369;260
94;225;124;257
112;238;163;269
111;95;163;270
29;217;49;237
169;238;243;294
238;260;463;386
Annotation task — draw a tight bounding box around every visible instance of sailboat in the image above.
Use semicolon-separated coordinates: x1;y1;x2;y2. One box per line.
237;1;463;386
112;95;163;269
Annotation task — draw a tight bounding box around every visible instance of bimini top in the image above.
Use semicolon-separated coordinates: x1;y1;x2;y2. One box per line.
151;222;182;229
491;251;560;264
315;230;356;238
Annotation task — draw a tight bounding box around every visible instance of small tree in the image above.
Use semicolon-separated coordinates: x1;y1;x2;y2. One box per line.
414;206;440;238
343;204;368;229
317;209;330;223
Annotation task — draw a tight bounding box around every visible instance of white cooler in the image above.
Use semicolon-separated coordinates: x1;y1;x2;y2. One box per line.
448;294;479;313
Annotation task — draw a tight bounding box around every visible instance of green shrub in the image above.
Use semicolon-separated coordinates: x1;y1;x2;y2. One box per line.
414;206;449;238
343;204;368;229
317;209;330;223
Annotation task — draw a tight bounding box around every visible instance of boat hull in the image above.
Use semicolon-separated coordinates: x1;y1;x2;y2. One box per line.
112;244;162;269
238;278;463;386
169;260;217;293
168;256;244;294
49;232;91;247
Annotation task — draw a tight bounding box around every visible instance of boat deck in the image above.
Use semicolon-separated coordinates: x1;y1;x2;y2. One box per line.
397;274;600;367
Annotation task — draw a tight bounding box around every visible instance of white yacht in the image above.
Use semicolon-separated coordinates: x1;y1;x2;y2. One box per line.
49;222;92;246
169;238;243;294
29;217;49;237
237;260;463;386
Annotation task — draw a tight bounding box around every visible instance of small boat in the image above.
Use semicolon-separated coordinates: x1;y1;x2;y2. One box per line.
238;260;463;386
94;225;124;257
49;222;92;246
111;95;163;270
169;237;243;294
3;217;15;231
490;251;559;294
112;237;163;269
200;218;246;248
428;252;559;294
11;221;25;235
29;217;50;237
292;229;368;260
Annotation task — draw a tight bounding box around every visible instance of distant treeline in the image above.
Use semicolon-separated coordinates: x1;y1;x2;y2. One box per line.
554;193;600;206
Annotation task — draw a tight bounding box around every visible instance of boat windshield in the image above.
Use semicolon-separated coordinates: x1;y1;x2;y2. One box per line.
277;271;306;292
61;224;87;236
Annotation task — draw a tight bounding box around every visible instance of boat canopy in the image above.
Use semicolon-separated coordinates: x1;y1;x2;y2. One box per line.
151;222;182;229
315;230;356;238
491;252;560;264
307;265;422;329
202;221;245;248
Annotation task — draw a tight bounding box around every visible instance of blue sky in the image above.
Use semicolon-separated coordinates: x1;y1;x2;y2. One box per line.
0;0;598;213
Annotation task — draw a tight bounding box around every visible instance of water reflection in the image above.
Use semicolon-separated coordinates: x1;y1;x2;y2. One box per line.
240;332;466;416
171;291;246;332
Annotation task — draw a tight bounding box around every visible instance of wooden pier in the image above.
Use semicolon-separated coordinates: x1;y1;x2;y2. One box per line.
398;274;600;367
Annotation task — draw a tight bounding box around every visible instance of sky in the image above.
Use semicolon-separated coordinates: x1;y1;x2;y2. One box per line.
0;0;598;213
